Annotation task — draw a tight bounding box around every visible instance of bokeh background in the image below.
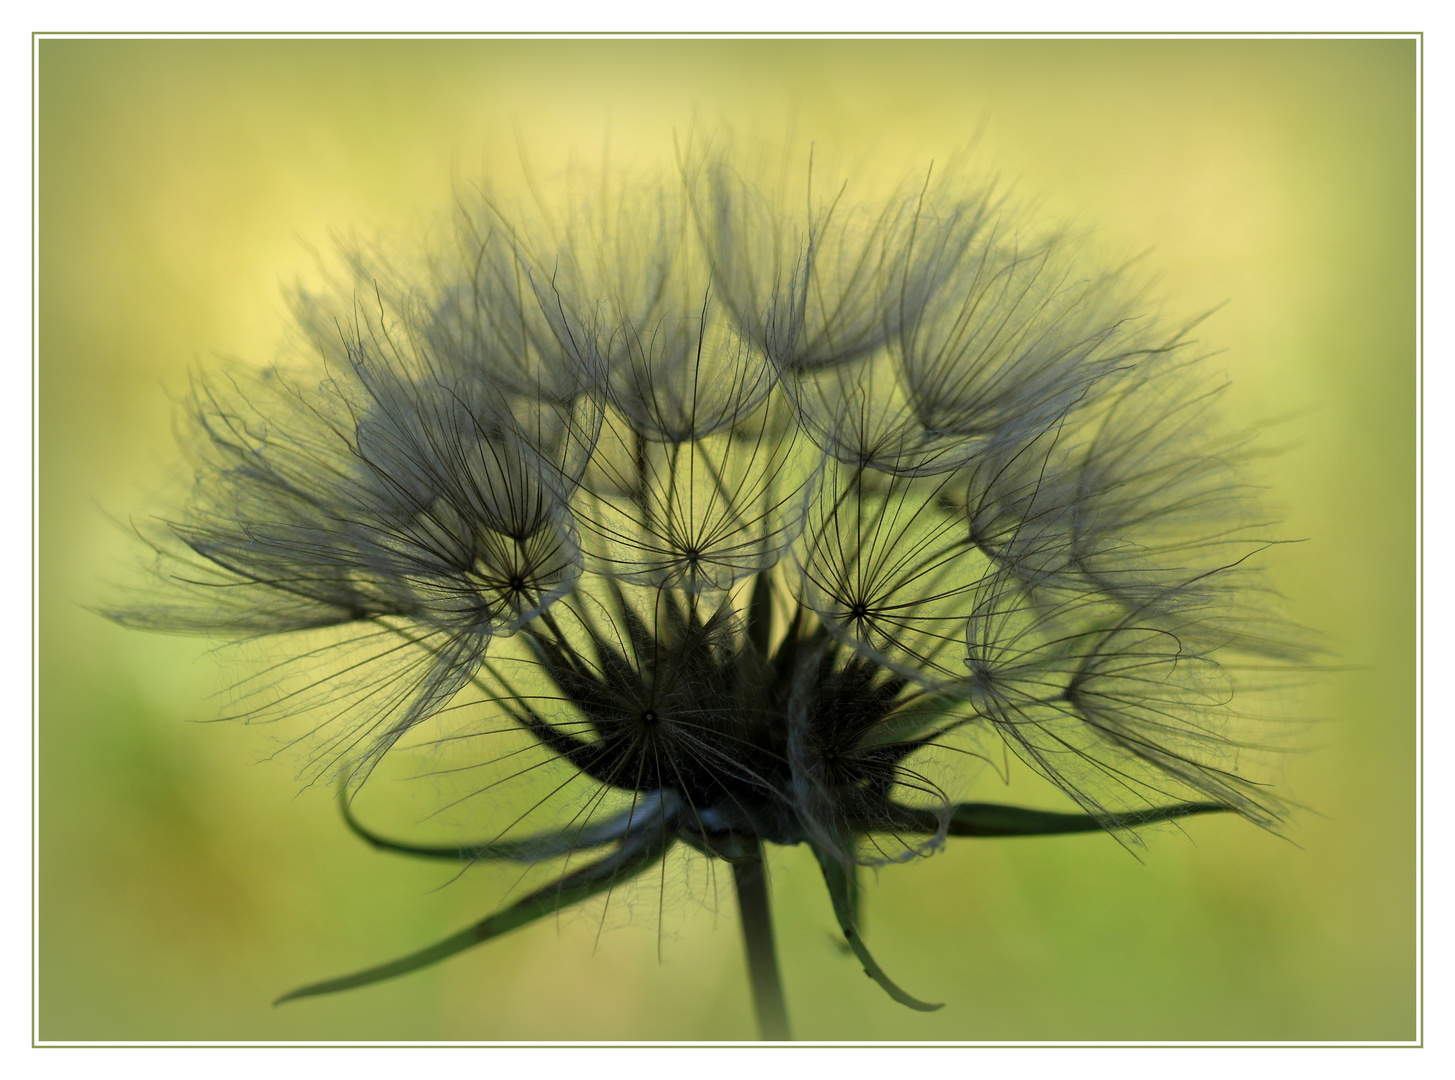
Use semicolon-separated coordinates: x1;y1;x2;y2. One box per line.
39;38;1415;1042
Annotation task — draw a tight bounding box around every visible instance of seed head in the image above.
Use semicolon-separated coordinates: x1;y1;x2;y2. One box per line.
109;140;1305;1024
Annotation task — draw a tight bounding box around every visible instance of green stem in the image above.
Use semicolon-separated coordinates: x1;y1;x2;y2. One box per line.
731;840;792;1041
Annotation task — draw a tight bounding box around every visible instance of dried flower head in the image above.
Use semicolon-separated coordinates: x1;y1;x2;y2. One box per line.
110;140;1303;1039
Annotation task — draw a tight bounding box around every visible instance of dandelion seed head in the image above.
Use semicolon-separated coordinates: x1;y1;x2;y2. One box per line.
109;137;1308;1017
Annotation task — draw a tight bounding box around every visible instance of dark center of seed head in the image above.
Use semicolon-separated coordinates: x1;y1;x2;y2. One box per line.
640;709;659;725
849;602;869;620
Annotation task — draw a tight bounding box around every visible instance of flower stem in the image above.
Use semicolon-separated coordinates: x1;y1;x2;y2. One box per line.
731;839;792;1041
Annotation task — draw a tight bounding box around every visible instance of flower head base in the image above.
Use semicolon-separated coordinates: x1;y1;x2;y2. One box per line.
111;144;1303;1036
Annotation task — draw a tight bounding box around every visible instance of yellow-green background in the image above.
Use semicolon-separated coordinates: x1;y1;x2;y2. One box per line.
39;38;1415;1042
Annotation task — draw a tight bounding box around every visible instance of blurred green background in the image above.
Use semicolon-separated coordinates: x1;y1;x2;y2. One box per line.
39;38;1415;1042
